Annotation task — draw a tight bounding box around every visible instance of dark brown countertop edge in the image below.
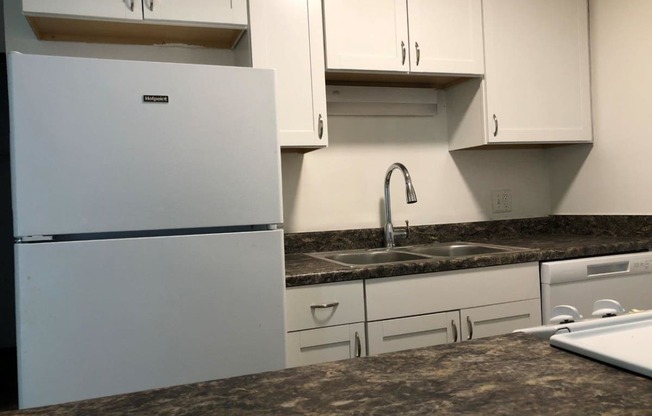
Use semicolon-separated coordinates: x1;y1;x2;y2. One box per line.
7;332;652;415
284;215;652;287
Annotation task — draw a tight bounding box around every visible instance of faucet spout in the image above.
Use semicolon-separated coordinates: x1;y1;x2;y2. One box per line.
384;163;417;248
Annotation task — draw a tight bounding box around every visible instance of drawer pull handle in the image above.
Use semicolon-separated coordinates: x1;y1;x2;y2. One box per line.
493;114;498;137
354;332;362;357
451;320;458;343
310;302;339;310
467;316;474;340
318;114;324;139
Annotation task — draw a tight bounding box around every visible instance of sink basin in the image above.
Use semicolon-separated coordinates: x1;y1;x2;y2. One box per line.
309;242;529;267
309;249;430;267
402;242;523;257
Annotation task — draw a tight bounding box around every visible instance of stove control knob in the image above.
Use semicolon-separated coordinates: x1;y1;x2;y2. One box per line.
550;305;583;324
592;299;626;318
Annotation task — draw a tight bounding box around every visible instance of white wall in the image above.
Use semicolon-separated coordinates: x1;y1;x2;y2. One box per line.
282;110;551;233
549;0;652;214
3;0;236;64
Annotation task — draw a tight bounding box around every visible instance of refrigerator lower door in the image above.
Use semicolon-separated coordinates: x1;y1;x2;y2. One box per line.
15;230;285;409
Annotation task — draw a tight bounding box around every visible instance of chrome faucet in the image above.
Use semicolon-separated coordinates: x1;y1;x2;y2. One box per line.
384;163;417;248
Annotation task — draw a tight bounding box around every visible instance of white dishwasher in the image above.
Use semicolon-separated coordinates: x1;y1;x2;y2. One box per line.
540;251;652;324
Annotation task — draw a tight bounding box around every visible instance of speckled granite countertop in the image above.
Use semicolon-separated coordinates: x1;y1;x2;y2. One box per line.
6;333;652;415
286;216;652;287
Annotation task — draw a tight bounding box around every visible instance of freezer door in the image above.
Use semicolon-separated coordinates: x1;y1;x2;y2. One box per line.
15;230;286;409
9;53;282;237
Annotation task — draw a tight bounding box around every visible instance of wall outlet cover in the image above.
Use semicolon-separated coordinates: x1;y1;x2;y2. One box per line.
492;190;512;213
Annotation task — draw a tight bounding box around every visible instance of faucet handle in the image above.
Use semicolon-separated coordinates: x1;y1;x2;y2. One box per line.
404;220;410;239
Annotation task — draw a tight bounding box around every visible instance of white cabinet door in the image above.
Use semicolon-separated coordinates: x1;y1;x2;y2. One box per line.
323;0;409;72
407;0;483;75
367;312;460;355
323;0;483;75
23;0;143;20
250;0;328;148
482;0;591;143
286;323;366;367
460;299;542;341
142;0;247;25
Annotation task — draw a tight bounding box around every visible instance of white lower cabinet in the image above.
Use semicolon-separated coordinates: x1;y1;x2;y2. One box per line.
287;263;542;363
367;311;459;355
286;323;366;367
365;263;541;355
460;299;542;341
285;281;365;367
367;299;541;355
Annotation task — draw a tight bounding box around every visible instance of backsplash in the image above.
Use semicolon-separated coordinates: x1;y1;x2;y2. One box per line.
284;215;652;254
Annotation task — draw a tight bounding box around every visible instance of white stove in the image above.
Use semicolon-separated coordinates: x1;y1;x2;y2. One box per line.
521;250;652;378
549;311;652;378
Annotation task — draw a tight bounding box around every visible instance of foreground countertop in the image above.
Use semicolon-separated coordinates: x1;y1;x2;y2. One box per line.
7;333;652;415
286;234;652;287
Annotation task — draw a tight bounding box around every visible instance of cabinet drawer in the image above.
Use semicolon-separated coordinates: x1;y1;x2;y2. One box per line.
286;281;364;332
366;262;539;321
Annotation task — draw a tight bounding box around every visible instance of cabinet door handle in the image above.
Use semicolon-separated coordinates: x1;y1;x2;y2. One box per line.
415;42;420;66
451;320;458;343
401;41;406;65
493;114;498;137
148;0;154;12
467;316;474;340
354;332;362;358
318;114;324;139
310;301;339;310
125;0;134;12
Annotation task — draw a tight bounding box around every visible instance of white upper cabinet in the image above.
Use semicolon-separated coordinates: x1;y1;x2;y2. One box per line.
322;0;484;75
249;0;328;149
483;0;591;144
407;0;484;75
447;0;592;149
24;0;247;25
324;0;409;72
22;0;247;48
23;0;143;20
142;0;247;26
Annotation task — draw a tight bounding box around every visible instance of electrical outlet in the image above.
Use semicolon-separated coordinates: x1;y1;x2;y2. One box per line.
491;190;512;213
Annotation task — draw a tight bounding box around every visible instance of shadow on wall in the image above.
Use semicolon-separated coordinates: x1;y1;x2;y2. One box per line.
546;144;593;213
449;146;553;220
281;151;303;230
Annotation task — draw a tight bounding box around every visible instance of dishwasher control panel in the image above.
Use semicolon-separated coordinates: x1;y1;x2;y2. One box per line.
630;256;652;273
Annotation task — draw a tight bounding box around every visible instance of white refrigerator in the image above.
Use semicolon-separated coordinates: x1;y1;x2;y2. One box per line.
8;53;286;409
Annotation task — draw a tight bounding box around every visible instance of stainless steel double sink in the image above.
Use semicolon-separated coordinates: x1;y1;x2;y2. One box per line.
308;242;529;268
